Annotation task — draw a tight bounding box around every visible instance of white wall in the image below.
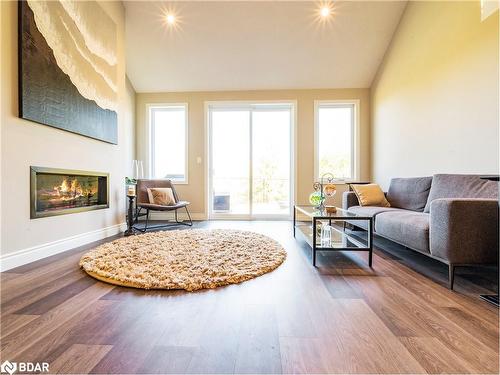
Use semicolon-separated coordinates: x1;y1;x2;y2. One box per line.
0;1;135;268
371;1;499;189
125;77;137;178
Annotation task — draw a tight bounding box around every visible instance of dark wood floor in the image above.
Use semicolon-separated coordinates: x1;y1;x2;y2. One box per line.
1;221;498;374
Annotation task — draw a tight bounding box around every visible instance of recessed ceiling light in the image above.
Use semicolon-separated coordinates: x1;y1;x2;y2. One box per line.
166;14;175;25
320;6;331;17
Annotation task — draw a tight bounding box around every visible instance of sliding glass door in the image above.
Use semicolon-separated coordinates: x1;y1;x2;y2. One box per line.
251;108;291;215
208;103;293;219
210;109;251;216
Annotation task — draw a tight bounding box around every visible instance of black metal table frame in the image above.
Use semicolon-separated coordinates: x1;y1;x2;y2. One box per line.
293;205;373;267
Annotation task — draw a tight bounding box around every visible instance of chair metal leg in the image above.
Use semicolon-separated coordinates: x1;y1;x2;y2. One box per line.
134;207;141;224
174;207;193;226
185;206;193;226
144;209;150;232
137;206;193;233
448;264;455;290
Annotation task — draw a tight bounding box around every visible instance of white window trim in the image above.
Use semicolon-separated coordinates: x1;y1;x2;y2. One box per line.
147;103;189;184
314;99;361;183
204;100;297;220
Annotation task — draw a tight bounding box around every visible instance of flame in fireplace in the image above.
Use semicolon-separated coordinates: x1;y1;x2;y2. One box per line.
59;178;70;193
70;178;83;196
53;178;95;200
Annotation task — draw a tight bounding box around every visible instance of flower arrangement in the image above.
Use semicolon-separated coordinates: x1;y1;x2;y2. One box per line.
310;173;337;211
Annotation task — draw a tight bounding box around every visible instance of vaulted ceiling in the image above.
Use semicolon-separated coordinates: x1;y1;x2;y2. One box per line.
125;1;406;92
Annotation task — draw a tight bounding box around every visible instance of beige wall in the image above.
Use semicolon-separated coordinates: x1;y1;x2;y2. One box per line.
136;89;370;216
371;1;499;189
0;1;135;257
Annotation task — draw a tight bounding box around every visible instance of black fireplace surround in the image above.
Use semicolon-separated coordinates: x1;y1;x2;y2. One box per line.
30;166;109;219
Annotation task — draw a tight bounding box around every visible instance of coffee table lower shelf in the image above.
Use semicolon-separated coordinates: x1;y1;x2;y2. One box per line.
294;222;373;267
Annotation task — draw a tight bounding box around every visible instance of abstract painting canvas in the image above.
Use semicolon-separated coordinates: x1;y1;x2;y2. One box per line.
19;0;118;144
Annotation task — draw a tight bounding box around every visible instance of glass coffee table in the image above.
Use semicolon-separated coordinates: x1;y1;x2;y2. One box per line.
293;205;373;267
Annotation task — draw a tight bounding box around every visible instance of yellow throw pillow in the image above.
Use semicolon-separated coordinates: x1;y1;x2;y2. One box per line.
147;188;176;206
351;184;390;207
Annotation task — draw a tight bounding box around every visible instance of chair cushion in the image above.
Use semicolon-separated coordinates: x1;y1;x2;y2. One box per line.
147;187;176;206
347;206;404;230
424;174;499;213
351;184;390;207
375;211;430;252
387;177;432;212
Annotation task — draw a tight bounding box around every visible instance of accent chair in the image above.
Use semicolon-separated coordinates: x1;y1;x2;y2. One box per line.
135;179;193;231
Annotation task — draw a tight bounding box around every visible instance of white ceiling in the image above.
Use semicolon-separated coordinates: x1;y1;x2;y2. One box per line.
125;1;406;93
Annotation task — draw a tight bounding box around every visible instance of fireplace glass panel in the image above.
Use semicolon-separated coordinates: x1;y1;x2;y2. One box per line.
31;167;108;218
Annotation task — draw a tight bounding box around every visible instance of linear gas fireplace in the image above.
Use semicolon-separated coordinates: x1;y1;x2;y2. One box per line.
30;167;109;219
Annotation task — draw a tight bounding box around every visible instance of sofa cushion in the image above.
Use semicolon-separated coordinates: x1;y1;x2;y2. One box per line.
375;211;430;252
351;184;390;207
347;206;405;230
424;174;499;213
387;177;432;212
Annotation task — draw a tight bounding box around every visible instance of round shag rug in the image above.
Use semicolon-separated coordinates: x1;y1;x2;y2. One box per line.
79;229;286;291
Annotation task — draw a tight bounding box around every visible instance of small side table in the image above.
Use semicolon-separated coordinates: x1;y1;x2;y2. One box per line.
124;195;140;236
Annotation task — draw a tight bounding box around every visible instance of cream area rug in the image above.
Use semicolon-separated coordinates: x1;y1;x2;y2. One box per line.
79;229;286;291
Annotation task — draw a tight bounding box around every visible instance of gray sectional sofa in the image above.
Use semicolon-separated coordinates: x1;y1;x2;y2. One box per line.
343;174;499;289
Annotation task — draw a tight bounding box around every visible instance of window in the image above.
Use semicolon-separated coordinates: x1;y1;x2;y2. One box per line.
149;104;188;183
315;101;358;181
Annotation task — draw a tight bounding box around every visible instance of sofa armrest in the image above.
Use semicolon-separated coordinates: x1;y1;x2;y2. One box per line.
342;191;359;209
430;198;499;264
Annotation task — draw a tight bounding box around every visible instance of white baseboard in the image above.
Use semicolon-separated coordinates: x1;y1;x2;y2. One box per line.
0;222;127;272
146;212;207;221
